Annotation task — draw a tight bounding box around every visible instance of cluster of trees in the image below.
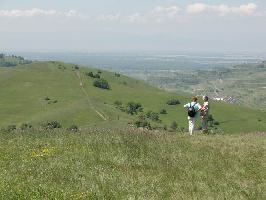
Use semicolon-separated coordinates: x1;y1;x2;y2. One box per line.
114;101;143;115
85;71;111;90
93;79;110;90
86;71;101;79
0;54;32;67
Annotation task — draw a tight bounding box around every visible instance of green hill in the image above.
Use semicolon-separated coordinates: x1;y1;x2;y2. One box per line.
0;61;265;133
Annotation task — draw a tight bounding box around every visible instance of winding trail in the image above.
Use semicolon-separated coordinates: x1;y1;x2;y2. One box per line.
75;70;108;121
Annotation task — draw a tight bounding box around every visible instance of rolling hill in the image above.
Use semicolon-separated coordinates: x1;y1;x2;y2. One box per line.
0;60;265;133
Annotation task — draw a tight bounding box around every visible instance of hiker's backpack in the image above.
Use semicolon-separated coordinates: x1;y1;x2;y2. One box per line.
188;103;196;117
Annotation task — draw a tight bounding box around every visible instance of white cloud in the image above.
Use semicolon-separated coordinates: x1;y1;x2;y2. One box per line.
0;3;261;23
96;6;181;23
152;6;181;18
186;3;258;15
0;8;83;18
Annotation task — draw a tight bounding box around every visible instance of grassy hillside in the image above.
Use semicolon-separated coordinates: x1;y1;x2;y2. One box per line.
0;129;265;199
0;61;265;133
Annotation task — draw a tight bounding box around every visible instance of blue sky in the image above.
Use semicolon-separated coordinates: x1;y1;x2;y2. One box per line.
1;0;266;52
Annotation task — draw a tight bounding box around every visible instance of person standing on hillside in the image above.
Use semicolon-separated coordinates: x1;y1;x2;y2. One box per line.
184;97;202;135
200;95;210;134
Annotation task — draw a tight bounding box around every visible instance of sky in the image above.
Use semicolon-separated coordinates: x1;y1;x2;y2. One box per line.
1;0;266;53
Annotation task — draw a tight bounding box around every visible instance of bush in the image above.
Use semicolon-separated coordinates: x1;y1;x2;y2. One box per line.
86;72;94;78
213;121;220;126
114;100;122;107
93;79;110;90
6;125;16;132
146;111;160;121
126;102;143;115
94;73;101;79
97;70;102;74
115;73;121;77
86;72;101;79
134;114;151;129
68;125;79;132
170;121;178;131
43;121;61;130
74;65;79;69
167;98;180;105
44;97;50;101
20;123;33;130
160;109;167;114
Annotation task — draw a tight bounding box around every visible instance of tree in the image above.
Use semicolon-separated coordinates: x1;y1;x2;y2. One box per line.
126;102;142;115
0;54;4;59
146;111;160;121
93;79;110;90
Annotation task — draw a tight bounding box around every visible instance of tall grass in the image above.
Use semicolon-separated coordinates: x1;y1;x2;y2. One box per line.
0;129;265;199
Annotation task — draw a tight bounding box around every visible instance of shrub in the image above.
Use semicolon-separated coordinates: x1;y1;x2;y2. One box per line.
44;97;50;101
97;70;102;74
167;98;180;105
115;73;121;77
170;121;178;131
43;121;62;130
86;72;94;78
126;102;143;115
146;111;160;121
93;78;110;90
53;100;58;104
6;125;16;132
68;125;79;132
114;100;122;107
94;73;101;79
74;65;79;69
159;109;167;114
213;121;220;126
20;123;33;130
134;114;151;129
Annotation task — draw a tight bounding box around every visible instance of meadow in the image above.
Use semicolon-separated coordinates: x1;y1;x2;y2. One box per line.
0;56;265;199
0;128;265;199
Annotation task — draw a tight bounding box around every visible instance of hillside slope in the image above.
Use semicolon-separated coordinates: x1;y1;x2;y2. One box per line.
0;61;265;133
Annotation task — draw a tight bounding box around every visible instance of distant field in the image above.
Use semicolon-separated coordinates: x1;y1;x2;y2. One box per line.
143;62;266;109
0;129;265;199
0;61;266;134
